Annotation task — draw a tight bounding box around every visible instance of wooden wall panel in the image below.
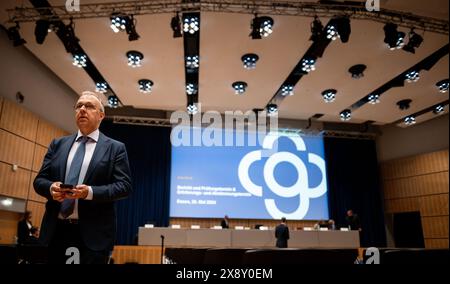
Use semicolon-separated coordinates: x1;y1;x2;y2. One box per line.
0;99;38;141
422;216;449;239
384;198;419;213
419;194;449;217
0;161;30;199
32;145;48;172
381;150;449;248
0;210;21;244
36;119;69;147
0;129;35;169
28;171;47;203
383;172;449;200
0;97;3;119
425;238;449;249
382;150;449;180
112;246;162;264
26;200;46;229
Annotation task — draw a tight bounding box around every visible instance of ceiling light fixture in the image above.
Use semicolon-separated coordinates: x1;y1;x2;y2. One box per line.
436;79;449;93
232;81;247;94
108;95;119;108
139;79;153;94
281;85;294;96
433;104;445;115
403;29;423;54
7;22;26;47
322;89;337;103
183;16;199;34
127;50;143;68
309;16;323;42
405;70;420;83
384;23;406;50
267;104;278;116
368;94;380;104
72;54;87;68
348;64;366;79
241;53;259;69
301;58;316;73
340;109;351;121
95;82;108;93
404;115;416;125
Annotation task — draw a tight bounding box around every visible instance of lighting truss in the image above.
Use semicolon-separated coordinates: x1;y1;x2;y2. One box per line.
7;0;448;35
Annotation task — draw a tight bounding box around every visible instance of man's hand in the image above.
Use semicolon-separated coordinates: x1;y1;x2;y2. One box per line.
64;184;89;200
50;182;65;202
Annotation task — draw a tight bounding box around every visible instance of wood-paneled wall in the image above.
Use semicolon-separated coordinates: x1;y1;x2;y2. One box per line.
169;217;317;230
381;149;449;248
112;246;162;264
0;97;69;244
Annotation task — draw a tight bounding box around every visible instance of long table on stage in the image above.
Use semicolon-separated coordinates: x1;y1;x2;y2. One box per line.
138;227;360;248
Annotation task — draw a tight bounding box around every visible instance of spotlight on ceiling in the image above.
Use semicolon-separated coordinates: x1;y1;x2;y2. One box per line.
326;17;351;43
110;13;127;33
241;53;259;69
267;104;278;116
126;50;143;68
322;89;337;103
187;103;198;115
436;79;449;93
95;82;108;93
186;83;198;95
309;16;323;42
402;29;423;54
301;58;316;73
404;115;416;125
183;15;199;34
108;95;119;108
7;23;26;47
35;19;50;44
433;104;445;115
368;94;380;104
72;54;87;68
348;64;366;79
340;109;351;121
125;15;140;41
139;79;153;94
186;55;199;69
171;12;182;38
384;23;405;50
405;71;420;83
397;99;412;110
232;81;248;95
281;85;294;96
250;15;273;39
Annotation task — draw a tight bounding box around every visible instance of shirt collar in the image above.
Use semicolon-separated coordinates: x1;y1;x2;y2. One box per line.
76;129;99;143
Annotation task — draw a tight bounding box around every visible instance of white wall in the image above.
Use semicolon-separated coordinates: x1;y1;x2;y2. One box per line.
376;113;449;162
0;27;77;133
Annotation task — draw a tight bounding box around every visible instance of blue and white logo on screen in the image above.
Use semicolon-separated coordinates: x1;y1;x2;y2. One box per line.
238;134;327;219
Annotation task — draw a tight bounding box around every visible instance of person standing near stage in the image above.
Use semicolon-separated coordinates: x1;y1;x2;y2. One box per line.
34;92;132;264
275;217;290;248
221;215;230;229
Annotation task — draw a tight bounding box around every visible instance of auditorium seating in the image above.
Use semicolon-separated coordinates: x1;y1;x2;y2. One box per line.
163;247;359;264
242;248;359;264
203;248;249;264
362;248;449;264
164;248;208;264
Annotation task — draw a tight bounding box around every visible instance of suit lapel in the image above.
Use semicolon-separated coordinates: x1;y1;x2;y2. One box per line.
83;132;110;183
59;134;77;181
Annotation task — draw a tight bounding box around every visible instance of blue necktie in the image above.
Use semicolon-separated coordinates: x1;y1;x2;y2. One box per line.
60;136;88;218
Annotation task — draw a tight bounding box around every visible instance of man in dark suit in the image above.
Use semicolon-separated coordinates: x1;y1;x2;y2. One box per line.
220;215;230;229
17;211;33;245
275;217;290;248
34;92;132;264
346;209;361;231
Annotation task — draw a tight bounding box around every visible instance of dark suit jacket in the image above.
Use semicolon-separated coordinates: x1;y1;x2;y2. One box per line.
275;223;290;248
17;220;32;245
33;132;132;251
220;219;229;229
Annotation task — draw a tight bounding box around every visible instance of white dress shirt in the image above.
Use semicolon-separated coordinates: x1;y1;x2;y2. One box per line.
58;129;98;219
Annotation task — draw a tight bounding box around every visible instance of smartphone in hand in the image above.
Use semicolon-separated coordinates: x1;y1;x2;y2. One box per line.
59;184;75;194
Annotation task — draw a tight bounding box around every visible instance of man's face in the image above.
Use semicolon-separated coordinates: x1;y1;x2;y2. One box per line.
75;95;105;134
347;210;353;217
